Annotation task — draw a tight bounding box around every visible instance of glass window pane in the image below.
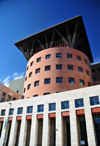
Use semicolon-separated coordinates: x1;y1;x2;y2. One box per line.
45;66;51;71
27;106;33;113
56;53;62;58
56;65;62;69
61;101;69;109
69;78;75;83
46;54;51;59
37;105;44;112
44;78;50;84
56;77;63;83
75;99;84;108
90;96;99;106
49;103;56;111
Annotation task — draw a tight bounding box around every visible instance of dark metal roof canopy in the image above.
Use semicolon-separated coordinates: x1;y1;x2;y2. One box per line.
14;15;93;63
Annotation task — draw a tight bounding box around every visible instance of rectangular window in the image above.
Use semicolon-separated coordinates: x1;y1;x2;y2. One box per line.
90;96;99;106
84;59;87;64
92;69;95;73
30;61;33;66
56;77;63;83
77;56;81;61
78;67;83;72
37;57;41;62
88;82;91;87
44;78;50;84
2;92;6;97
27;84;31;90
93;77;97;82
61;101;69;109
56;53;62;58
25;77;27;81
49;103;56;111
75;99;84;108
27;106;33;113
34;81;39;87
37;105;44;112
17;107;23;114
13;97;16;100
68;65;73;70
80;79;85;85
45;66;51;71
1;98;5;102
68;78;75;83
46;54;51;59
33;94;38;97
8;95;11;100
1;109;6;116
9;109;14;115
56;64;62;69
86;70;89;75
44;93;50;95
29;72;32;77
36;68;40;74
67;54;72;58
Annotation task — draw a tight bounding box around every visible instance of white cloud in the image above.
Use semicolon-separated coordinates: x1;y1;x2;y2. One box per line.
3;76;10;87
91;58;100;65
2;72;25;87
14;72;24;80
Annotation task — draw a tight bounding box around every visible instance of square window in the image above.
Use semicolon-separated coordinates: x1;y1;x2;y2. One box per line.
78;67;83;72
56;65;62;69
44;93;50;95
27;106;33;113
49;103;56;111
56;53;62;58
29;72;32;77
77;56;81;61
86;70;89;75
80;79;84;85
36;68;40;74
84;59;87;64
68;65;73;70
45;66;51;71
67;54;72;58
46;54;51;59
30;61;33;66
8;95;11;100
27;84;31;90
37;105;44;112
17;107;23;114
56;77;63;83
92;69;95;73
2;92;6;97
37;57;41;62
90;96;99;106
61;101;69;109
75;99;84;108
34;81;39;87
44;78;50;84
9;109;14;115
33;94;38;97
93;77;97;82
1;109;6;116
68;78;75;83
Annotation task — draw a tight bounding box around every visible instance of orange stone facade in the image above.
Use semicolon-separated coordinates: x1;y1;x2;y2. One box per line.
23;47;93;98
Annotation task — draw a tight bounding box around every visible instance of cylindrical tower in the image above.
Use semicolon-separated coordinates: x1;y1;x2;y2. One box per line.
15;15;93;98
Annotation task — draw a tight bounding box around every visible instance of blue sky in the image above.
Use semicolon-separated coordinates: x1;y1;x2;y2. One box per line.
0;0;100;86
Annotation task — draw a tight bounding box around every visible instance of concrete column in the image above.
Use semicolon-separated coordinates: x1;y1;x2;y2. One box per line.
29;104;38;146
56;101;63;146
8;107;17;146
18;106;27;146
70;99;79;146
42;103;49;146
84;97;96;146
0;105;9;146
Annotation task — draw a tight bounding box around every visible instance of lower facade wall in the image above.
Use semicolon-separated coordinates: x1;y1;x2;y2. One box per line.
0;85;100;146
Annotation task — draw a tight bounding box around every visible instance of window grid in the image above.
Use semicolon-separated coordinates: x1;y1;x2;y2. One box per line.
45;66;51;71
69;78;75;83
56;65;62;69
36;68;40;74
27;84;31;90
1;109;6;116
30;62;33;66
80;79;84;85
67;54;72;58
34;81;39;87
78;67;83;72
56;77;63;83
2;92;6;97
9;109;14;115
29;72;32;77
77;56;81;61
90;96;99;106
75;99;84;108
27;106;33;113
37;57;41;62
44;93;50;95
44;78;50;84
49;103;56;111
46;54;51;59
33;94;38;97
17;108;23;114
61;101;69;109
68;65;73;70
37;105;44;112
56;53;62;58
